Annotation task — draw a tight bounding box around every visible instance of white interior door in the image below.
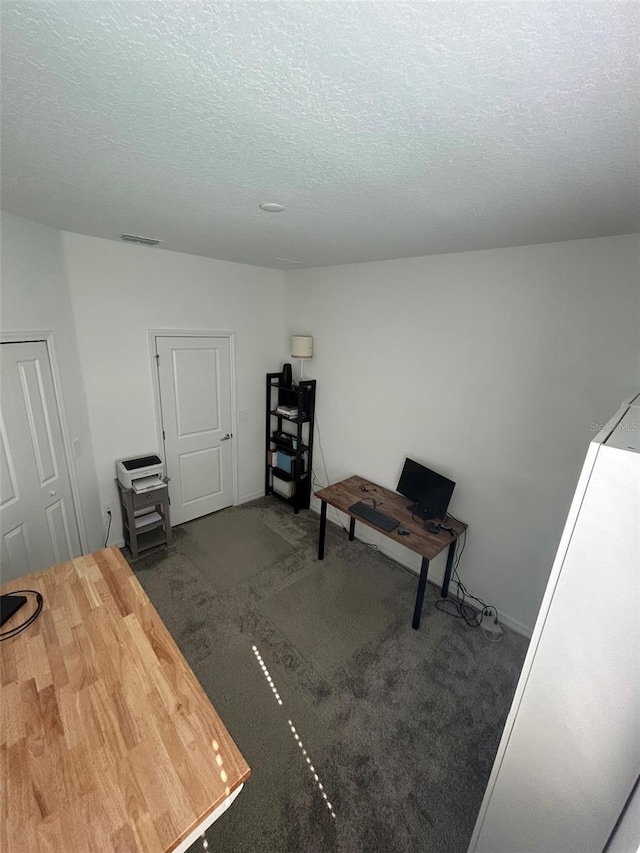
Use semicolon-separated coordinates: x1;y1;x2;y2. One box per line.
155;335;234;525
1;341;81;580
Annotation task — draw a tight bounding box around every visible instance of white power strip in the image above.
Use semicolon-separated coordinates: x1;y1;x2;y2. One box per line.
481;610;504;642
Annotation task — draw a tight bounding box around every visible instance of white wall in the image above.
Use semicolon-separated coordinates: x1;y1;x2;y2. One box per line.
62;232;285;545
3;213;637;629
0;211;103;551
284;235;640;633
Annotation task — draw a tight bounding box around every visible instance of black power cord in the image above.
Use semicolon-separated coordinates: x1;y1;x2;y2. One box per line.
435;530;502;640
0;590;44;641
311;417;381;550
311;414;351;534
359;496;381;508
104;509;112;548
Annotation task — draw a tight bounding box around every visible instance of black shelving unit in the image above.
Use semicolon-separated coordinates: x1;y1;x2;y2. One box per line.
265;373;316;513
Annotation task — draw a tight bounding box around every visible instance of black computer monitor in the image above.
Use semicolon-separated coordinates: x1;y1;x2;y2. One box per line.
396;457;455;521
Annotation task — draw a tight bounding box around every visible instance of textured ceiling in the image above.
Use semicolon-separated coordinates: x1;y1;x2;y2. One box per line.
1;2;638;269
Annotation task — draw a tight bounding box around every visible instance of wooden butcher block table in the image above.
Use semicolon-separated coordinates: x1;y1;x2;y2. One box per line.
0;546;250;852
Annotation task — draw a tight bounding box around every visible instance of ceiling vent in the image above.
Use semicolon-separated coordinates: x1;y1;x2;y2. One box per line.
120;233;163;246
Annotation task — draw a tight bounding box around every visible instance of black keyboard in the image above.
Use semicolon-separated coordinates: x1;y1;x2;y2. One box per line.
348;501;400;532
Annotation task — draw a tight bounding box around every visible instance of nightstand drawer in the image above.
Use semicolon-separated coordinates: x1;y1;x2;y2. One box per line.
132;486;167;509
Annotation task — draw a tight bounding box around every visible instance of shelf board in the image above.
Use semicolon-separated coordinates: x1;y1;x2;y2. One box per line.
271;467;295;482
268;382;314;392
269;410;309;423
123;519;165;534
135;517;165;533
135;527;169;553
270;437;308;453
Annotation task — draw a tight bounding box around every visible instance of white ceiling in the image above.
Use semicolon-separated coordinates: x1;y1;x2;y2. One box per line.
1;2;638;269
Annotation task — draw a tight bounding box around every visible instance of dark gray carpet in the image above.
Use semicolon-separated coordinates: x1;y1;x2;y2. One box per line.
129;499;528;853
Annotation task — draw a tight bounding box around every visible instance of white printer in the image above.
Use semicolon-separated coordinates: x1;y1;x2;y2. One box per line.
116;454;165;493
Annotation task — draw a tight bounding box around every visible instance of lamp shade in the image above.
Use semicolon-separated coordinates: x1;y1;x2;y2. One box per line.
291;335;313;359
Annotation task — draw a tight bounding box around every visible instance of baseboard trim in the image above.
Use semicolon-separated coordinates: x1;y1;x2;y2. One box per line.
236;490;264;506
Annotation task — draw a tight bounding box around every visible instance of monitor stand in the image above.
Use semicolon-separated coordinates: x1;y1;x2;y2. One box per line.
407;503;433;521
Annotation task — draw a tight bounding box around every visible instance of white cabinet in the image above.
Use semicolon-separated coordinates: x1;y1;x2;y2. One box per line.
469;394;640;853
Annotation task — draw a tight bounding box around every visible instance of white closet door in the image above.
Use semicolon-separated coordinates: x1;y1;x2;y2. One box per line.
1;341;81;580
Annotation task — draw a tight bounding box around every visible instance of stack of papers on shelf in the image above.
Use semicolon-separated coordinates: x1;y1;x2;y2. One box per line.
276;405;298;418
132;474;164;493
134;511;162;529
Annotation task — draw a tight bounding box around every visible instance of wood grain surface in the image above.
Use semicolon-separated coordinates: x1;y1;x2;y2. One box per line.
0;547;250;852
315;475;467;560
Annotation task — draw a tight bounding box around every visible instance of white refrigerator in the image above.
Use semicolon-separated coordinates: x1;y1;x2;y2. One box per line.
469;394;640;853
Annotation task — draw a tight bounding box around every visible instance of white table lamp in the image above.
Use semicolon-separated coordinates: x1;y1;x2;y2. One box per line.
291;335;313;381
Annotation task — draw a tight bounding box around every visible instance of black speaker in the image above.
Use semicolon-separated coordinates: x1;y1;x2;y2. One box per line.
281;362;293;387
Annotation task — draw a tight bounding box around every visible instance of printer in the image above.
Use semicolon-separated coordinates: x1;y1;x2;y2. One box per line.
116;454;165;493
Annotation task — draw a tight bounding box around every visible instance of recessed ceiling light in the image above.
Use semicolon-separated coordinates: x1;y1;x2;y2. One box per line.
259;202;285;213
120;233;163;246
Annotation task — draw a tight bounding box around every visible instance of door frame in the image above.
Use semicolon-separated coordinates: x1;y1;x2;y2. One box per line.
0;330;87;553
148;329;239;511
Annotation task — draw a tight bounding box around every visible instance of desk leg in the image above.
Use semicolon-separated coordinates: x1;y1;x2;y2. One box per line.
164;496;172;546
412;557;430;630
441;540;456;599
348;517;356;541
318;500;327;560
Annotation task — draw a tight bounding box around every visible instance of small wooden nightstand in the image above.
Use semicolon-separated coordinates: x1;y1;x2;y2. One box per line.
116;478;172;558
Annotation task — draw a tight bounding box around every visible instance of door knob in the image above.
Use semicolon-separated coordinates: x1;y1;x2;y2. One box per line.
221;433;233;441
49;490;57;496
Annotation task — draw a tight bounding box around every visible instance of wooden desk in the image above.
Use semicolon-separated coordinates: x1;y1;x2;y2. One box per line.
315;475;467;629
0;547;250;853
